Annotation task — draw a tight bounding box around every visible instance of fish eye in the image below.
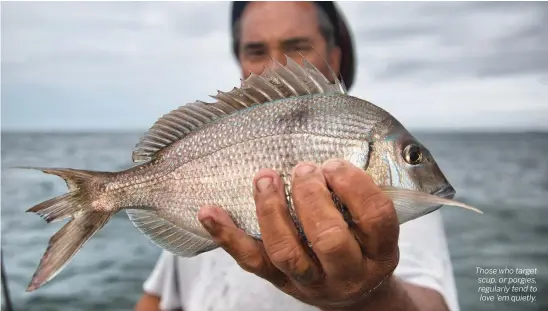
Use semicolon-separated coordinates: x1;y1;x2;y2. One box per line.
403;144;423;165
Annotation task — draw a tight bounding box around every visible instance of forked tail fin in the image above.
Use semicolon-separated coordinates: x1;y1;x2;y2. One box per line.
18;167;116;292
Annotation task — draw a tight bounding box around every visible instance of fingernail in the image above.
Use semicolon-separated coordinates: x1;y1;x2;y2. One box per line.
322;159;344;173
256;176;273;193
201;218;216;231
294;163;316;177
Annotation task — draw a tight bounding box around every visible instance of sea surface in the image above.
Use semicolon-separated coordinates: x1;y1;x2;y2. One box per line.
1;131;547;311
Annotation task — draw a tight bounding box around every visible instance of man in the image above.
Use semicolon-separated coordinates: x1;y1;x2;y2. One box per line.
134;2;459;311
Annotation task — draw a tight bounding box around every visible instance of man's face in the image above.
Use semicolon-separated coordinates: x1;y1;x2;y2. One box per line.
238;1;341;82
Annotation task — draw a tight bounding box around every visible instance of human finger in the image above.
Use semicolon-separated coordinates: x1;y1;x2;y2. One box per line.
321;159;399;262
253;168;322;285
290;162;364;281
198;206;279;280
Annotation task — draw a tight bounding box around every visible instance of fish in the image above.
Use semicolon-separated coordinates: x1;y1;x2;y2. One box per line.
19;55;482;292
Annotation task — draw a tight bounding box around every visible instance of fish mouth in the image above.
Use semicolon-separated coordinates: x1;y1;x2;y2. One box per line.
432;185;456;199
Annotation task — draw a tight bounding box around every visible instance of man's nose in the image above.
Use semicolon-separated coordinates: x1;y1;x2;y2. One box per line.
268;50;288;67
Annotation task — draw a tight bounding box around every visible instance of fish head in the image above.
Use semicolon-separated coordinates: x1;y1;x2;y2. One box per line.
366;118;457;222
388;131;454;197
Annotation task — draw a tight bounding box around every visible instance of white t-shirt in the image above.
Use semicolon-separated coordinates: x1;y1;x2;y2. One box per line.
143;210;460;311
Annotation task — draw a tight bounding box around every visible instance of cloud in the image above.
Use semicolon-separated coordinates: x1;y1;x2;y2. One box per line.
351;2;548;81
1;1;547;131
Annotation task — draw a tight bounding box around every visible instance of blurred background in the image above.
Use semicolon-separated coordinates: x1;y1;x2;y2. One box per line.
1;1;547;311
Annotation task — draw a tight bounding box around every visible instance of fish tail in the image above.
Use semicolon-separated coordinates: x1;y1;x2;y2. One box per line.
20;167;116;292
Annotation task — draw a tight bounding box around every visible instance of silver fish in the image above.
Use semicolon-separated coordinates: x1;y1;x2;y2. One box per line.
19;55;482;292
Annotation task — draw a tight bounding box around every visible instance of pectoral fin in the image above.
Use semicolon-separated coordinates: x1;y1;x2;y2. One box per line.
381;187;483;224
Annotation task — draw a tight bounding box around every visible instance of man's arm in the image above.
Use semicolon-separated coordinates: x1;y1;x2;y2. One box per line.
134;251;183;311
402;280;450;311
134;292;161;311
319;276;448;311
197;159;452;311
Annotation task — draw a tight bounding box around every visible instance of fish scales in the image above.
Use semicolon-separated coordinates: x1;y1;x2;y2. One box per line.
19;55;482;292
162;94;384;165
107;94;381;240
137;95;385;237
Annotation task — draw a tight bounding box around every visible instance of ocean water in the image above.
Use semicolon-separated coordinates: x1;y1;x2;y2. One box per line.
1;131;547;311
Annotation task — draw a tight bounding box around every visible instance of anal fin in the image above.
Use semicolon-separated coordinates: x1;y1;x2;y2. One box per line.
126;209;218;257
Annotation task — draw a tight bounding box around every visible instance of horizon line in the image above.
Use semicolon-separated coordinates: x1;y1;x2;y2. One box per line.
2;128;548;135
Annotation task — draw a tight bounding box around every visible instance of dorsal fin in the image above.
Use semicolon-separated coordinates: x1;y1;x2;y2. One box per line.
132;54;347;163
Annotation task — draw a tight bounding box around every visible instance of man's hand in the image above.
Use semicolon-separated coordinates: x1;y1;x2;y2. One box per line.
197;159;401;311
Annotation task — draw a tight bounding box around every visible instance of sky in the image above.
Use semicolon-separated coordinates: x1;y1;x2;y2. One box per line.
1;1;547;132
